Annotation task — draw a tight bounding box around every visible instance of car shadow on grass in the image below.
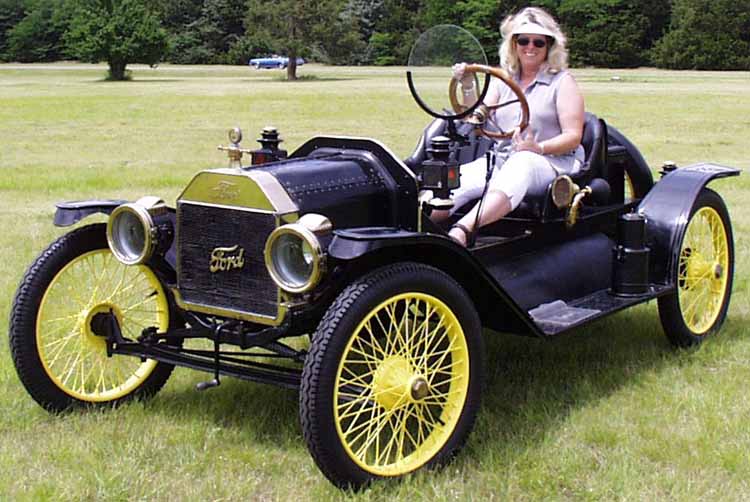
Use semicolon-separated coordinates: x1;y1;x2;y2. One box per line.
467;303;747;461
128;303;746;490
143;306;662;446
149;372;301;444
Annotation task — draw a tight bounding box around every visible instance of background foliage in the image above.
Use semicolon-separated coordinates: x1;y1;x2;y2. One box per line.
0;0;749;70
650;0;750;70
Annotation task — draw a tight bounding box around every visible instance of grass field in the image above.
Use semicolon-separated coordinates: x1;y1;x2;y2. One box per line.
1;62;749;500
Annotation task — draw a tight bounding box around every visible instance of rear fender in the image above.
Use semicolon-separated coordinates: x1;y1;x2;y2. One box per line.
327;228;543;337
638;163;740;284
53;200;127;227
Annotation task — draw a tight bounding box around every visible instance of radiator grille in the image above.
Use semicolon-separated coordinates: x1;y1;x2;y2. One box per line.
177;202;278;319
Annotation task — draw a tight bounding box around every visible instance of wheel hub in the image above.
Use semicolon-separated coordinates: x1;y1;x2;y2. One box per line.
684;252;718;289
84;303;122;350
372;356;429;410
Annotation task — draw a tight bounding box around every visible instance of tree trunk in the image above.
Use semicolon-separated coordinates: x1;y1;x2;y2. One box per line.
108;60;128;81
287;48;297;81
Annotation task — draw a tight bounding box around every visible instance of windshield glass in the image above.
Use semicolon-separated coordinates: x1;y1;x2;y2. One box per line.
407;25;488;119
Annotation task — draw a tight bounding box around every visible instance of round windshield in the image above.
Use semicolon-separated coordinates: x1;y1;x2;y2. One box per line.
407;25;488;119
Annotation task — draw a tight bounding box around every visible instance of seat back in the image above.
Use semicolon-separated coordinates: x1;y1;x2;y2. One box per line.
577;112;607;184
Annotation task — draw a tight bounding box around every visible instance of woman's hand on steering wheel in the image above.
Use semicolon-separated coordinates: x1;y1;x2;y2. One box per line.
451;63;473;87
448;64;529;140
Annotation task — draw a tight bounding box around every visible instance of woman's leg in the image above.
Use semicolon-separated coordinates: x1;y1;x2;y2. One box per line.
447;190;512;245
448;151;557;246
429;155;489;223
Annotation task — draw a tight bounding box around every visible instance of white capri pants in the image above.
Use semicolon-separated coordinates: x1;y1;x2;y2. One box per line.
450;150;560;214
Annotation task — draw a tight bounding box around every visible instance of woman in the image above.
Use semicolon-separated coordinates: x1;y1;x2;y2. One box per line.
440;7;585;246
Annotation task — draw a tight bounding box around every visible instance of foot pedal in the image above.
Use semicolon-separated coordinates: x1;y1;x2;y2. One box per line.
196;324;223;391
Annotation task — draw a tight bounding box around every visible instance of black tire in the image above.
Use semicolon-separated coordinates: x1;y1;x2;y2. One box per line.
300;263;484;488
658;189;734;347
9;223;176;412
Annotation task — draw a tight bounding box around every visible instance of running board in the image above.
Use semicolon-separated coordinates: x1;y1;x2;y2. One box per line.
529;285;673;336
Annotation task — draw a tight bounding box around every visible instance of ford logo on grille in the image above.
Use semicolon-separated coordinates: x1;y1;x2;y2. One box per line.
210;245;246;273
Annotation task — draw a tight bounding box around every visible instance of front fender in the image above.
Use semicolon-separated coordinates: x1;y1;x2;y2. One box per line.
638;163;740;284
53;199;179;283
328;227;543;337
53;199;127;227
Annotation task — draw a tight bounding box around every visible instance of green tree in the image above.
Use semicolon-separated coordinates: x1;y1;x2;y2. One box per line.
196;0;247;63
5;0;73;62
152;0;205;63
246;0;362;79
651;0;750;70
558;0;669;68
65;0;168;80
369;0;422;65
0;0;25;60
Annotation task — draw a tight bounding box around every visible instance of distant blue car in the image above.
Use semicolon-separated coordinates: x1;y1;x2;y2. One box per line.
249;56;305;69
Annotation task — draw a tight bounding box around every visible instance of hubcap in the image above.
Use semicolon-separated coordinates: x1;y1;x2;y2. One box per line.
371;356;431;410
410;377;430;401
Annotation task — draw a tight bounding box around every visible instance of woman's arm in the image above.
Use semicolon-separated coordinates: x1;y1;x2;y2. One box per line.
538;73;584;155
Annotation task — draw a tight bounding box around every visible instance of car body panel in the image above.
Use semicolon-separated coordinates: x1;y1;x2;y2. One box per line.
249;56;305;69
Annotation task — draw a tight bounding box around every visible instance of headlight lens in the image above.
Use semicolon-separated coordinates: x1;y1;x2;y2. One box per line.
107;197;165;265
265;224;325;293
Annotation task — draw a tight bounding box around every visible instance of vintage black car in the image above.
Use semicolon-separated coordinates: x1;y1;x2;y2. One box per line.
8;28;739;489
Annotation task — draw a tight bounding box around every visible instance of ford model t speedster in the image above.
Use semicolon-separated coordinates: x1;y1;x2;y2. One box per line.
9;27;739;488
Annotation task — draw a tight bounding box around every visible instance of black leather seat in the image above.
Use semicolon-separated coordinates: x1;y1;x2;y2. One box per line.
577;112;608;185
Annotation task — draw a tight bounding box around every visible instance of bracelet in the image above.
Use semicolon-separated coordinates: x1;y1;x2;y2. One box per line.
539;143;546;155
462;83;474;94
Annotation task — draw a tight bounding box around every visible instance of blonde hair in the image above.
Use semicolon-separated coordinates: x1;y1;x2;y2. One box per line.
499;7;568;75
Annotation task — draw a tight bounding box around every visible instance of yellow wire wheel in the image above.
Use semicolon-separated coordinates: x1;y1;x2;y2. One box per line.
10;224;176;412
300;263;483;488
658;189;734;347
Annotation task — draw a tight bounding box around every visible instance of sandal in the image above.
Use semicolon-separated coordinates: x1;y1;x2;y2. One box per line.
449;223;476;248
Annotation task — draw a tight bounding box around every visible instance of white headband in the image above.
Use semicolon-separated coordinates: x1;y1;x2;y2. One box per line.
510;21;556;40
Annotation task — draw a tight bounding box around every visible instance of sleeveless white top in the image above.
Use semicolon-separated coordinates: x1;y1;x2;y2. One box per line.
491;66;584;175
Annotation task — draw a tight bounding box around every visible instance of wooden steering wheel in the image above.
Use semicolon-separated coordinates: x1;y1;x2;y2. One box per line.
448;64;529;139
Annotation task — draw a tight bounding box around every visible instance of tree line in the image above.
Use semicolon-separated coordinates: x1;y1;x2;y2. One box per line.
1;0;748;80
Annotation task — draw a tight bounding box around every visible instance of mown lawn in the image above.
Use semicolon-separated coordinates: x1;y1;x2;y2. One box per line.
1;63;749;500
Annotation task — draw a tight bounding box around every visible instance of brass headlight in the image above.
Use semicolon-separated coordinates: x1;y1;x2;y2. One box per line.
265;214;330;294
107;196;167;265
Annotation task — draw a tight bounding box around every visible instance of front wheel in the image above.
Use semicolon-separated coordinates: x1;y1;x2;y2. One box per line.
300;263;484;488
9;223;176;412
658;189;734;347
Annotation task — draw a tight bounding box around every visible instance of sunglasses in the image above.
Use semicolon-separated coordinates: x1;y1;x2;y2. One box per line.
516;36;548;48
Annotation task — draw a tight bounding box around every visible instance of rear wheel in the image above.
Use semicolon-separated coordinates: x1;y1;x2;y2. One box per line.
658;189;734;347
300;263;484;488
9;223;176;412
